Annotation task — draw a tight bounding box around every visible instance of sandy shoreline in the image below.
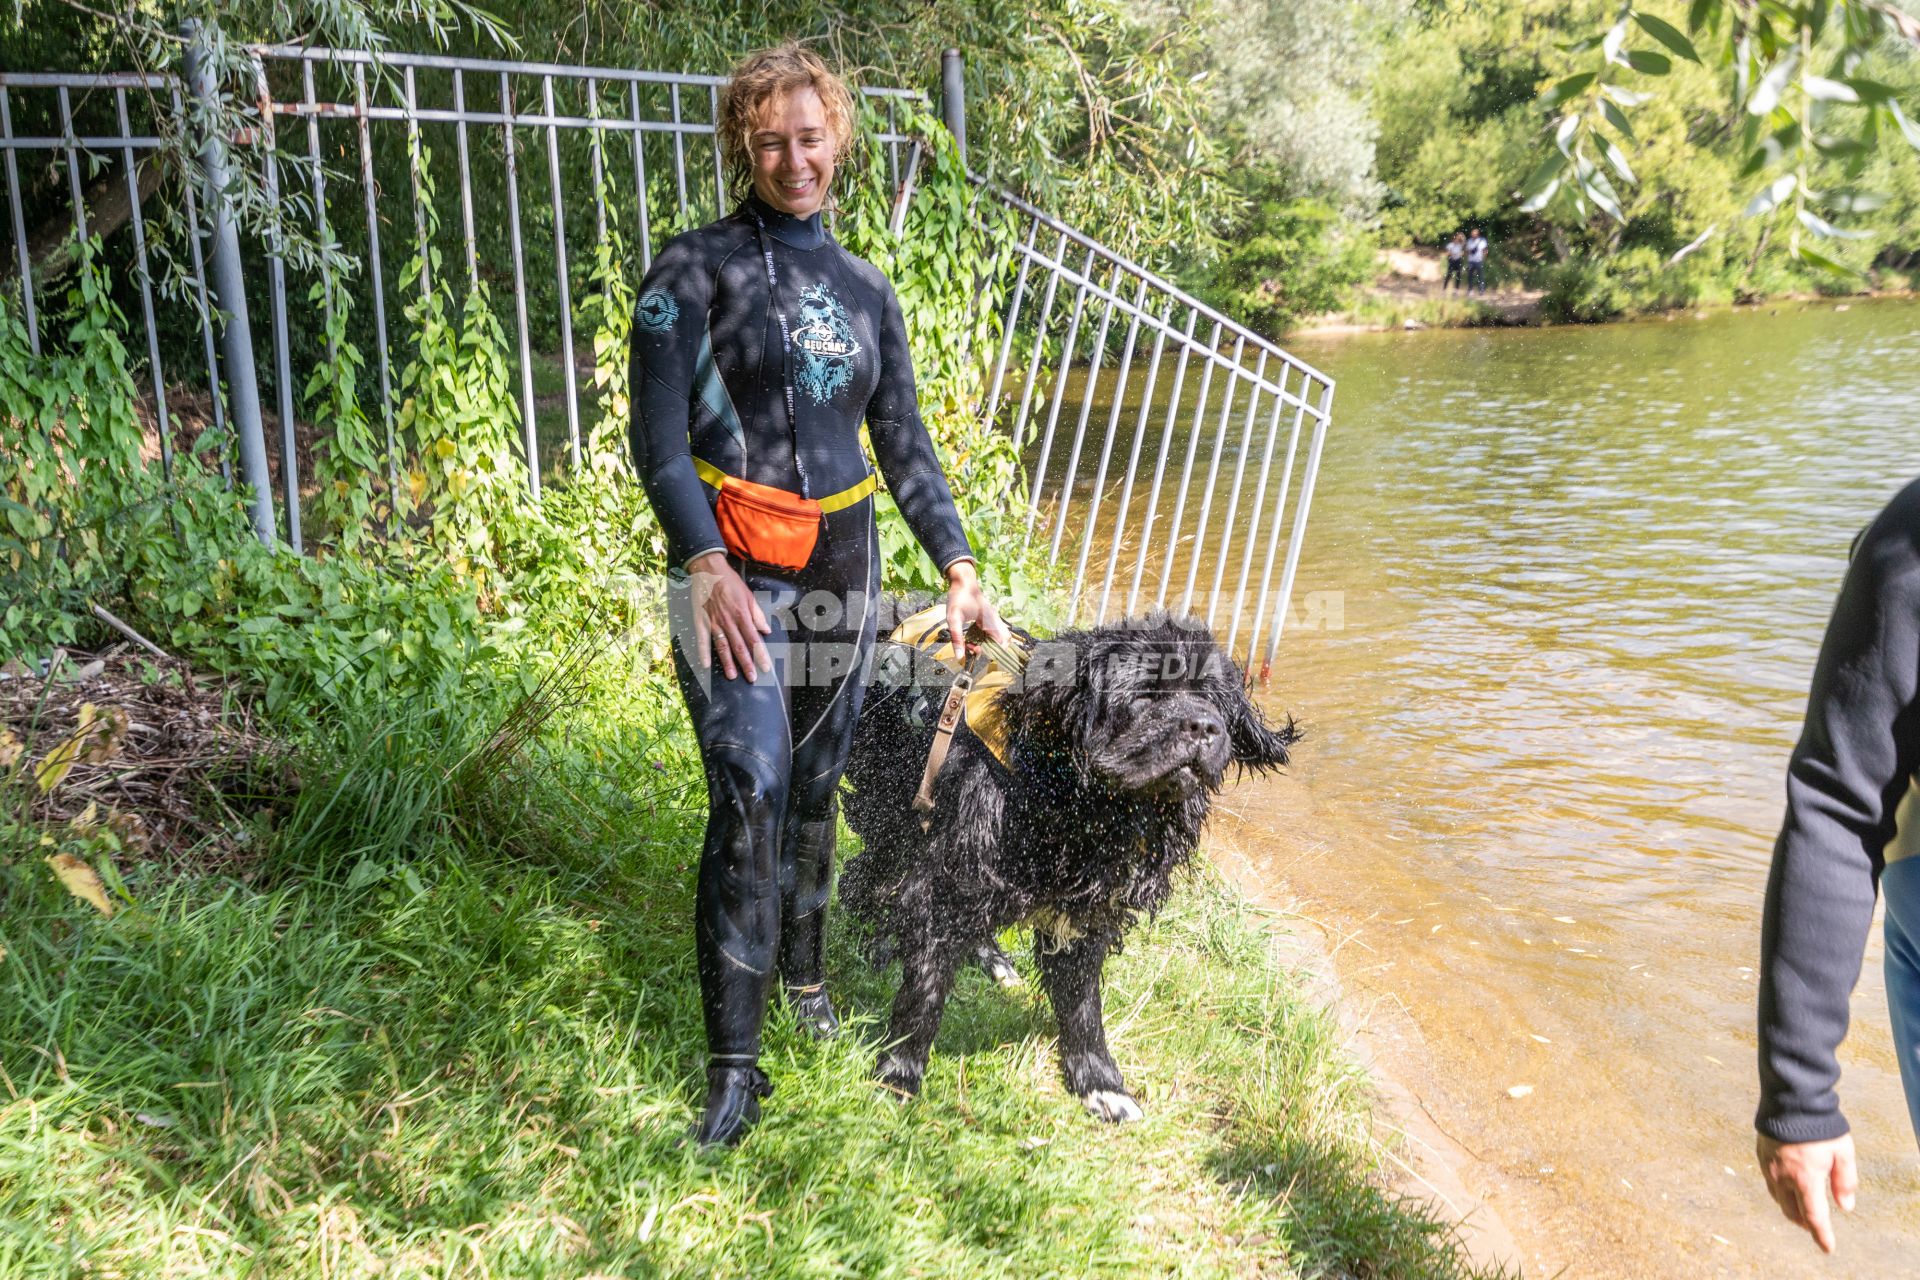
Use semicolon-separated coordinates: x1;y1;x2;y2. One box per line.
1208;821;1525;1275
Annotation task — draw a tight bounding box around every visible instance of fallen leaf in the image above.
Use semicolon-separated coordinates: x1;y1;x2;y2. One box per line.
0;729;21;770
1704;1055;1723;1066
1553;916;1577;924
1507;1084;1534;1099
45;853;114;917
1530;1034;1552;1044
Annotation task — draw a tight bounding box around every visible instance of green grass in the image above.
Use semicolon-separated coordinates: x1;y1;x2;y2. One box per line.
0;652;1505;1279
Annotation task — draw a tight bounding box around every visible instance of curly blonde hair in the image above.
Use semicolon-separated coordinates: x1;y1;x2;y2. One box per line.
717;43;857;201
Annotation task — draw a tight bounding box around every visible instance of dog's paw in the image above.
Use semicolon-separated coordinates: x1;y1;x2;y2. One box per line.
975;942;1022;988
1078;1089;1143;1123
874;1054;924;1099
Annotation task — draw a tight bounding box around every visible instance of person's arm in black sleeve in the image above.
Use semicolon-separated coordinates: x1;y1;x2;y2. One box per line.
866;280;974;574
1758;478;1920;1142
629;235;728;569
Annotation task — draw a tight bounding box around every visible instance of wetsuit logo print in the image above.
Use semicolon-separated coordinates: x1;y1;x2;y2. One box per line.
636;288;679;334
791;284;862;404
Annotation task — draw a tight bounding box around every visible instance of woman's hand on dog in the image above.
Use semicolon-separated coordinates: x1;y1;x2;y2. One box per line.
688;551;773;681
945;559;1014;655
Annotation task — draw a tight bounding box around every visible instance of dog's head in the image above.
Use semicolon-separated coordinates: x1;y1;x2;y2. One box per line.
1007;613;1298;802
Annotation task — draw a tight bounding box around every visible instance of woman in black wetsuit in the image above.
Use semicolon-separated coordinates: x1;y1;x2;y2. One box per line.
629;43;1011;1147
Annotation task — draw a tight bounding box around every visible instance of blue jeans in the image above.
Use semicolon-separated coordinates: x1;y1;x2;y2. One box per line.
1883;856;1920;1143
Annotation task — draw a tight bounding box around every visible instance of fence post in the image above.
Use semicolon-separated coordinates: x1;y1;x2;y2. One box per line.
181;19;275;546
940;49;966;163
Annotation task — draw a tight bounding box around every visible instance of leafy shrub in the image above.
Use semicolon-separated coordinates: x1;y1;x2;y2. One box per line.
1194;197;1376;336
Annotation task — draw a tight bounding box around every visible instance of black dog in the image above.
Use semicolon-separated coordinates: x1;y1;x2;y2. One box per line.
839;612;1298;1121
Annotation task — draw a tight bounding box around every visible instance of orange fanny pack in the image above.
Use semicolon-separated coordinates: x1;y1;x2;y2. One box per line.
694;457;877;573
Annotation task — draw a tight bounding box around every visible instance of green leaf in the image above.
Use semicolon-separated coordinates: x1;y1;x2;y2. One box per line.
1802;76;1858;103
1796;209;1873;240
1827;189;1890;213
1538;72;1598;110
1841;78;1898;105
1687;0;1713;32
1601;136;1638;185
1519;178;1561;212
1744;173;1797;216
1894;102;1920;152
1517;148;1569;197
1601;99;1637;143
1584;166;1626;221
1632;12;1702;63
1792;242;1861;276
1748;53;1799;116
1624;49;1672;76
1740;122;1801;176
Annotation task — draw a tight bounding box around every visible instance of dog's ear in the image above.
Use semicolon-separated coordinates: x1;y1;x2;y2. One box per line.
1221;678;1300;773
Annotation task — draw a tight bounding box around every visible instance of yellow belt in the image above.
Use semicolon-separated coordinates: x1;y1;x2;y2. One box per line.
692;457;877;514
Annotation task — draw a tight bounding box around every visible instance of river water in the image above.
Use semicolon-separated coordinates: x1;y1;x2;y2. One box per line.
1196;300;1920;1277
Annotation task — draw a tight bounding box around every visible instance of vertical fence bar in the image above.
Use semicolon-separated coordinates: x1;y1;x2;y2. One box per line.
403;64;430;300
302;60;337;359
184;22;274;545
454;69;479;285
1240;386;1310;664
173;81;227;479
708;83;726;216
1261;379;1334;675
1095;305;1171;621
0;88;40;354
1127;309;1197;614
1023;246;1096;534
1204;351;1269;629
260;84;303;552
114;88;171;480
631;81;653;269
1155;322;1222;608
1047;261;1125;561
353;62;399;503
1067;280;1150;617
542;75;581;471
1059;272;1128;571
587;77;607;245
1226;380;1291;655
56;87;86;241
983;216;1037;422
1178;340;1246;616
501;72;539;497
1009;228;1069;451
670;83;689;218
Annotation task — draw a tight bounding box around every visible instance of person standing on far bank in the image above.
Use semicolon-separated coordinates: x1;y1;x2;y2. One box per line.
1465;228;1489;294
627;43;1011;1147
1443;232;1466;291
1756;476;1920;1254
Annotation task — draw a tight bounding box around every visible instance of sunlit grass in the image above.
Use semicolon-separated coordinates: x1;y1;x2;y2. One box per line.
0;657;1507;1279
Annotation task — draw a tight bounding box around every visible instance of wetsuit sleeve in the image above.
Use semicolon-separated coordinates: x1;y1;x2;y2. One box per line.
629;234;727;568
1757;478;1920;1143
866;281;974;574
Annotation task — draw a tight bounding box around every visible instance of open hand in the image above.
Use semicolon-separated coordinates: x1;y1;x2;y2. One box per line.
688;552;773;682
944;560;1013;656
1757;1131;1858;1254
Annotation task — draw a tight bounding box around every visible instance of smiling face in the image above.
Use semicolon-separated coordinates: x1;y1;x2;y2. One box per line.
749;86;836;218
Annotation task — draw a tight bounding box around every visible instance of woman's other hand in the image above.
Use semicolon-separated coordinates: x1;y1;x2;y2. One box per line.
688;551;773;681
944;560;1013;656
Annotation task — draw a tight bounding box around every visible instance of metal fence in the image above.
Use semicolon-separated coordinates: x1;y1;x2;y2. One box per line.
978;188;1333;673
0;37;1331;674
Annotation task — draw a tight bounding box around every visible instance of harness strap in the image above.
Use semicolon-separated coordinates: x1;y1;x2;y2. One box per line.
692;456;877;514
914;651;989;822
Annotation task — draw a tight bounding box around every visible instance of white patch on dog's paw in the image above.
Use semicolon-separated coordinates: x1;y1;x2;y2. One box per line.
1080;1090;1143;1123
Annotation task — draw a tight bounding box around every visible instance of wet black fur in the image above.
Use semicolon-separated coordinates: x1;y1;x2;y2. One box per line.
839;612;1299;1113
